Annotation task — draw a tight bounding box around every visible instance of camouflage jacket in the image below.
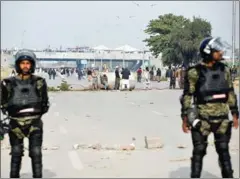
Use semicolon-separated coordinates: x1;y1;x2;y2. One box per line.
181;62;239;120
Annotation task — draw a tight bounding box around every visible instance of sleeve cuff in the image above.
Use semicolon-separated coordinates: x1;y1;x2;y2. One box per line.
231;111;239;118
181;112;188;120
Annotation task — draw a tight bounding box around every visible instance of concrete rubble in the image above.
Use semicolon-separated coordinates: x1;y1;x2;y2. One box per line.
72;143;136;151
144;136;164;149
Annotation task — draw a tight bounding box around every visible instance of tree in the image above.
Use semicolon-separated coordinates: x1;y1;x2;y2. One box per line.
144;14;212;66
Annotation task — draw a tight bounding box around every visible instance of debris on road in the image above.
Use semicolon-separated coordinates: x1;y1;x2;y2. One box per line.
144;136;164;149
72;142;136;151
73;144;80;150
120;143;135;151
42;146;48;150
91;143;102;150
170;158;190;162
42;146;60;150
177;145;187;149
50;146;59;150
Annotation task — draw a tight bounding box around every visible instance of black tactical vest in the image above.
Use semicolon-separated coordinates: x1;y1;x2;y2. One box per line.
7;76;42;116
195;63;231;104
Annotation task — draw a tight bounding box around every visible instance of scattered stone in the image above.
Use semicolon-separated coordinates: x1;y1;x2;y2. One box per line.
150;102;154;104
42;146;48;150
100;156;110;160
42;146;59;150
86;114;91;118
144;136;164;149
50;146;59;150
120;143;135;151
170;158;190;162
177;145;187;149
104;145;118;150
90;143;102;150
73;144;80;150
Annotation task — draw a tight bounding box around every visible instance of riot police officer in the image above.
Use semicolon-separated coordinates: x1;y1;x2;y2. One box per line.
180;37;239;178
1;49;50;178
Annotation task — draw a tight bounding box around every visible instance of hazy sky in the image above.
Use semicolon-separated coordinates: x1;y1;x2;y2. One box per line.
1;1;239;50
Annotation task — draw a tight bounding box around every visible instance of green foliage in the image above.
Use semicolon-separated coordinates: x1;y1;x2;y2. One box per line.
47;86;59;92
58;80;71;91
144;14;212;66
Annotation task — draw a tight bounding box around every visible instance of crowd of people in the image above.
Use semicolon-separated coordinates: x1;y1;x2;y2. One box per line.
8;63;239;91
1;36;239;178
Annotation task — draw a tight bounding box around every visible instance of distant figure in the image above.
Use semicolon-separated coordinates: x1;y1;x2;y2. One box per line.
156;68;161;82
143;67;151;89
121;68;131;89
92;70;98;90
87;68;92;82
101;74;109;90
114;66;121;90
137;67;142;83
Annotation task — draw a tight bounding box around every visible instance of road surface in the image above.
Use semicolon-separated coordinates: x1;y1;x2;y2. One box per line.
1;88;239;178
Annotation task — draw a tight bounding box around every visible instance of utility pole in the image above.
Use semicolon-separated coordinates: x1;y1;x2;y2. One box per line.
232;1;236;66
21;30;26;49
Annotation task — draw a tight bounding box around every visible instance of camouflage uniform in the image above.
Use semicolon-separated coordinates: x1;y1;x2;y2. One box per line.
1;75;49;178
181;62;239;178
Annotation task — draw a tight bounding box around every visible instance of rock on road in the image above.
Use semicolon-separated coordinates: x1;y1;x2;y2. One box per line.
1;89;239;178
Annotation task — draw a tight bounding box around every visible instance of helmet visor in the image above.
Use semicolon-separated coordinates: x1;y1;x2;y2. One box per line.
209;37;231;52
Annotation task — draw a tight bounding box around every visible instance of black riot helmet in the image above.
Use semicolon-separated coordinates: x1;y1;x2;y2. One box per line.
14;49;37;74
199;37;229;62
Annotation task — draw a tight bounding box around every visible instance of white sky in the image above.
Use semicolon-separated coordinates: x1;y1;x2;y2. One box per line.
1;1;239;51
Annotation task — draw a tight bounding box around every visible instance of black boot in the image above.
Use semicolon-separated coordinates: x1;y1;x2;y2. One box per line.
31;157;42;178
10;156;22;178
190;156;203;178
219;160;234;178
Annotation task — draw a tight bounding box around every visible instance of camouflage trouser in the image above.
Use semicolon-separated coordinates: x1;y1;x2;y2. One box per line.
8;118;43;178
114;78;120;90
190;119;233;178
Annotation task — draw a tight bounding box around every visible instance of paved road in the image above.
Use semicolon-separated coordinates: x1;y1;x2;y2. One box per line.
1;90;239;178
